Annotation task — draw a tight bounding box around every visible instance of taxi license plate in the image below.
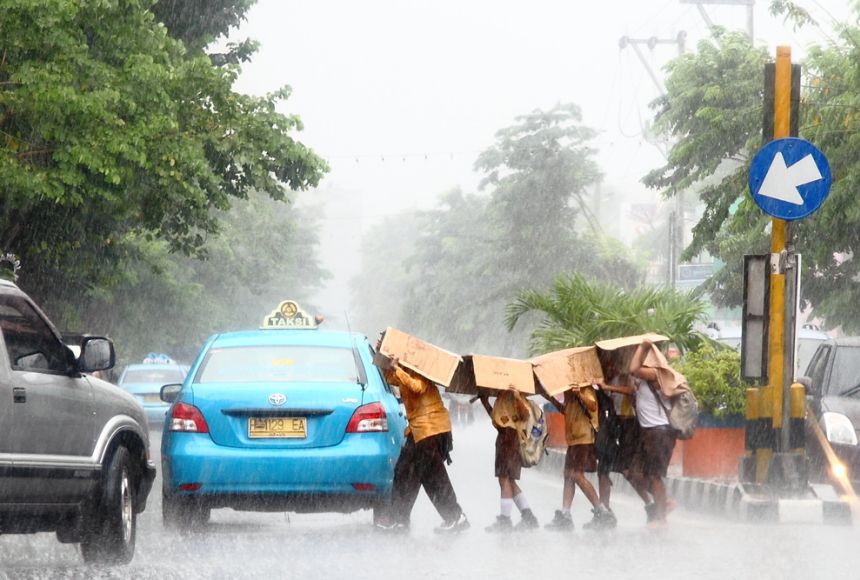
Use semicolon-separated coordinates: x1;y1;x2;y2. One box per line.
248;417;307;439
143;394;162;403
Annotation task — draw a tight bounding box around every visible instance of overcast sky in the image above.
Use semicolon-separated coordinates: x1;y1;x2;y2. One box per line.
231;0;853;316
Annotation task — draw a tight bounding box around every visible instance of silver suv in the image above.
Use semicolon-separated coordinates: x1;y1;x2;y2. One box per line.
0;279;155;564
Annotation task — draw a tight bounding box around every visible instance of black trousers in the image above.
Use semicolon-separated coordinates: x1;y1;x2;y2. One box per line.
390;432;462;524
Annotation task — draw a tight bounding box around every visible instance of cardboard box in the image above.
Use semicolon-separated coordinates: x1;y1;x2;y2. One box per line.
376;327;462;387
594;333;669;351
593;333;670;370
531;346;604;397
447;354;535;395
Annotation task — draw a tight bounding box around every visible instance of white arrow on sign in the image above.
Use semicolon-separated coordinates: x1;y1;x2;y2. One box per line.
757;151;823;205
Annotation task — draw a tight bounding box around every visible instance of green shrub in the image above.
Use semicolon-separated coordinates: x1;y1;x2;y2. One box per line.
675;344;747;418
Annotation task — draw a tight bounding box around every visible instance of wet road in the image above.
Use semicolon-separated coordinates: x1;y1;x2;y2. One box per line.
1;418;858;579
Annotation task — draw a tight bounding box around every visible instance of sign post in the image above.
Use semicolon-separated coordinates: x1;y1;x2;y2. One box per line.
744;47;831;490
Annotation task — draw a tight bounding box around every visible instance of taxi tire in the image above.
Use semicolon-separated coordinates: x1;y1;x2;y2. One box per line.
372;494;391;525
80;446;137;565
162;490;210;531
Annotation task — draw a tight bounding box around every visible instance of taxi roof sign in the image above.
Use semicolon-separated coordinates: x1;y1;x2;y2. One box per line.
262;300;320;329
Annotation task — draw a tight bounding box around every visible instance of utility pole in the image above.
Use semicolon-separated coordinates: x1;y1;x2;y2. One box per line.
619;33;686;287
680;0;755;39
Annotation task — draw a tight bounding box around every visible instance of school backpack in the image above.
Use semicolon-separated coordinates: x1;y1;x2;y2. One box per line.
649;382;699;440
593;388;622;456
667;389;699;440
517;399;549;467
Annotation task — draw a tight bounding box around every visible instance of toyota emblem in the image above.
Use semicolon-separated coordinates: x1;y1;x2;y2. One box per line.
268;393;287;406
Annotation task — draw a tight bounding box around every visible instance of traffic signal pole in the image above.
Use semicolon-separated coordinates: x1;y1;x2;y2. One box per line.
769;46;790;436
742;46;841;515
764;46;806;490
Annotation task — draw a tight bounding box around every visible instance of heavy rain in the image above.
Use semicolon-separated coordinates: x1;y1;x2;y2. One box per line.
1;0;860;578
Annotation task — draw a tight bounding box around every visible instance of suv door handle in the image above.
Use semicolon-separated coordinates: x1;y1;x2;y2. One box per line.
13;387;25;403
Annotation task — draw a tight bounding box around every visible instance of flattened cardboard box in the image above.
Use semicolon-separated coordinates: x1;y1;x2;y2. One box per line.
593;333;669;370
377;327;461;387
531;346;603;397
447;354;535;395
594;333;669;351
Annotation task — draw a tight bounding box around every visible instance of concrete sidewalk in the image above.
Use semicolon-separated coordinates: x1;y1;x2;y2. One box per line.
537;447;854;525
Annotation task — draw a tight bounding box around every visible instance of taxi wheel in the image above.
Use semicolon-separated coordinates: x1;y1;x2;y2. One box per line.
372;495;391;525
163;491;210;531
80;446;137;564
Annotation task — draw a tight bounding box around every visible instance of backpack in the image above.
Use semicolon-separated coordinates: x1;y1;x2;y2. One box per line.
593;388;622;457
648;382;699;440
667;390;699;440
517;399;549;467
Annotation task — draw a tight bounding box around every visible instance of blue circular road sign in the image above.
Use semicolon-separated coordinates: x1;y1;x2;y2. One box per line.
748;137;831;221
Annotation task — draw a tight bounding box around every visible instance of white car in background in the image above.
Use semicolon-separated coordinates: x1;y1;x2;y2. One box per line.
709;324;829;374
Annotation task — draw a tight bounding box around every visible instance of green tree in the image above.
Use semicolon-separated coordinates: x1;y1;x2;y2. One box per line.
643;19;860;332
505;273;708;355
0;0;326;317
75;192;328;364
349;210;420;339
675;344;746;417
382;105;644;356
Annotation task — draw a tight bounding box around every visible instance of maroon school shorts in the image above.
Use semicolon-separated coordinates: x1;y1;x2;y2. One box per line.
632;425;676;478
495;427;522;480
564;443;597;476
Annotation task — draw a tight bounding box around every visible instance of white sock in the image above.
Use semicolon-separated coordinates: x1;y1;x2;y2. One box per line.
500;498;514;518
513;492;530;512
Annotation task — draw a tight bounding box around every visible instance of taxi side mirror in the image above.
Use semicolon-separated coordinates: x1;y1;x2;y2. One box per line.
160;383;183;403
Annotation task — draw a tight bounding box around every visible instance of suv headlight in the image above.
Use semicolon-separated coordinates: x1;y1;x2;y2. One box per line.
822;412;858;446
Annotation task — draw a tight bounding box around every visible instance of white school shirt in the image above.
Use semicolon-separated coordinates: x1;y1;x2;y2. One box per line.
634;377;671;428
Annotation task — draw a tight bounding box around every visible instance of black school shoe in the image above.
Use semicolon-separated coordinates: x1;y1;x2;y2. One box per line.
544;510;574;531
435;512;470;534
644;502;657;523
515;508;540;531
583;507;617;530
374;520;409;534
485;515;513;533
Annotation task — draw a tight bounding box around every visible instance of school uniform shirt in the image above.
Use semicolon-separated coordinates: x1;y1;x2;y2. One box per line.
491;391;525;429
563;386;599;446
643;344;689;397
383;366;452;443
607;374;636;418
633;377;671;429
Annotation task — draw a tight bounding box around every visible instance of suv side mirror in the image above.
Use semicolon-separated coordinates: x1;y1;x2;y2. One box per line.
797;375;819;398
79;337;115;373
160;383;183;403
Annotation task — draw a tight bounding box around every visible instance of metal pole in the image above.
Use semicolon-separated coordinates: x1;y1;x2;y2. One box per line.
769;46;791;435
781;227;796;452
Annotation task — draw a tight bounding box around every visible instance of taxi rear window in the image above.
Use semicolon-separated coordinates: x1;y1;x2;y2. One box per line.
122;368;186;384
196;345;359;384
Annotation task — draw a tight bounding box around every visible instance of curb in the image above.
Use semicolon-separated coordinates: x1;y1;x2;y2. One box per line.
537;448;853;525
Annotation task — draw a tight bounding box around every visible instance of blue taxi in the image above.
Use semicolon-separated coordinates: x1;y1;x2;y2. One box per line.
159;301;406;528
118;355;188;426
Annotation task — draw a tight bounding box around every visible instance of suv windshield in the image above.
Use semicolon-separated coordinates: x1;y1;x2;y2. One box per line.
829;345;860;396
196;345;358;384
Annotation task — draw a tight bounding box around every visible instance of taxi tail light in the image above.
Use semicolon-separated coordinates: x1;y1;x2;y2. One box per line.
351;483;376;491
346;402;388;433
169;402;209;433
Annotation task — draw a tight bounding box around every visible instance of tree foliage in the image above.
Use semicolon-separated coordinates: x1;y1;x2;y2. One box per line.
675;344;746;417
75;192;328;365
354;104;645;356
505;273;709;355
644;17;860;331
0;0;327;320
152;0;256;50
